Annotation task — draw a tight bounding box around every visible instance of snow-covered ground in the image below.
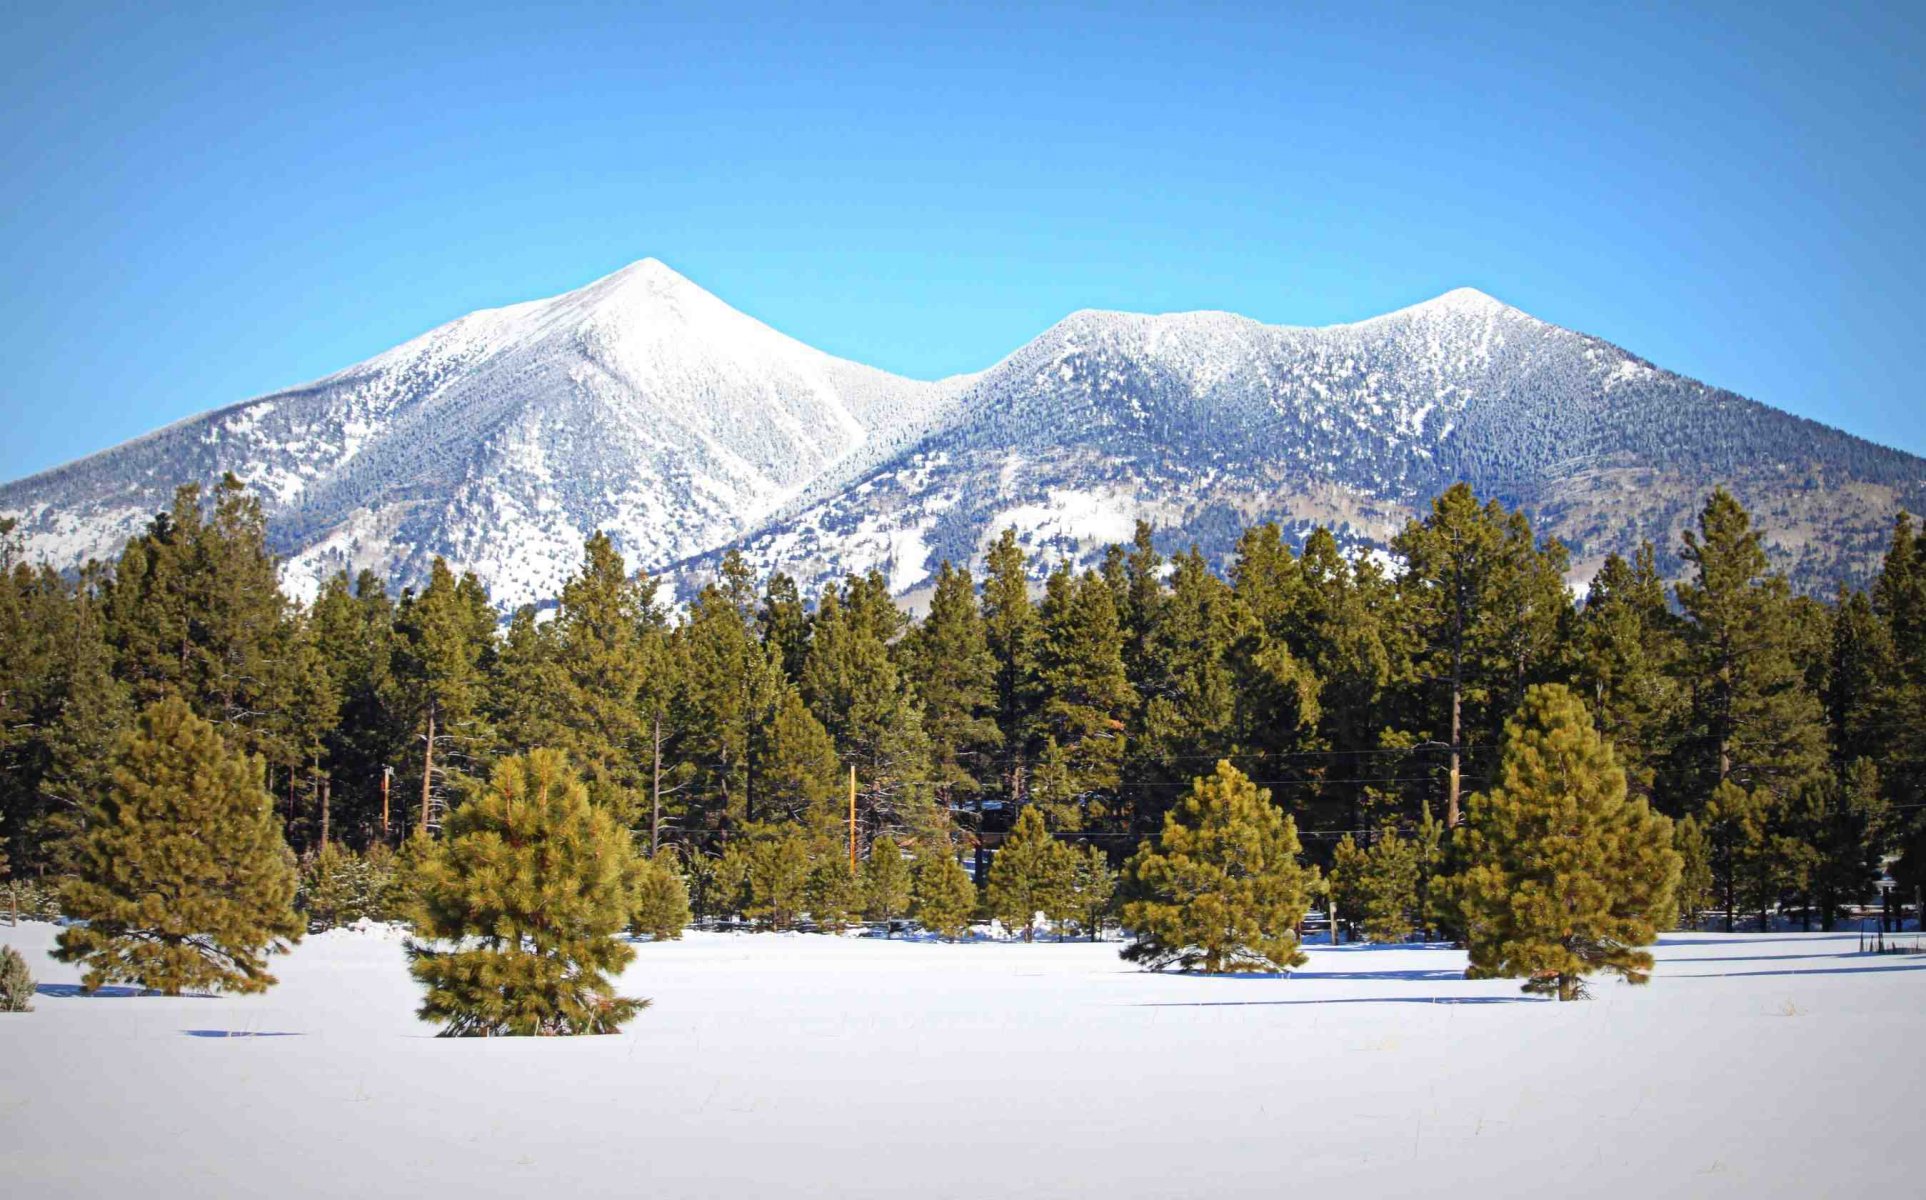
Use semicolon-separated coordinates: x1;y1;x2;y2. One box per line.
1;921;1918;1198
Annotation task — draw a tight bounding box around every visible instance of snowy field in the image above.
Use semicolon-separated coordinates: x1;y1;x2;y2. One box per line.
1;921;1919;1199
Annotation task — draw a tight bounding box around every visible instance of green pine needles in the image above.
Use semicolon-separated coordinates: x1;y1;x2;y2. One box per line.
406;750;646;1036
1120;761;1314;973
1455;685;1682;1001
54;696;302;996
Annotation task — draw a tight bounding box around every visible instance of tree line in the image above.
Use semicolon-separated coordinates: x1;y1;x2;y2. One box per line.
4;474;1924;945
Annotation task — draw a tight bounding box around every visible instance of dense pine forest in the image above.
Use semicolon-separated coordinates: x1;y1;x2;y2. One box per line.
4;473;1924;954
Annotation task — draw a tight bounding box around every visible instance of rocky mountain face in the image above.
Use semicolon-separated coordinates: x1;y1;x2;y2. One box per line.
4;261;1919;607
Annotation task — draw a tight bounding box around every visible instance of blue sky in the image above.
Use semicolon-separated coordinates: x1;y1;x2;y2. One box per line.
2;2;1922;480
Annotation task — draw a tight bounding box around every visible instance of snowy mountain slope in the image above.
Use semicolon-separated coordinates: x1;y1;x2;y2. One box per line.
0;259;964;606
4;267;1920;608
688;289;1926;599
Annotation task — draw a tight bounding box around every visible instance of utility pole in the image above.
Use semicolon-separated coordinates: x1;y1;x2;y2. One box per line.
848;764;858;872
651;711;663;857
380;766;391;842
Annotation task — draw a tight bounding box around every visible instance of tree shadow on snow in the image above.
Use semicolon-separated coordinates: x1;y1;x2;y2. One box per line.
1658;951;1861;965
33;983;207;999
1656;935;1860;948
1131;995;1541;1008
182;1029;303;1038
1666;961;1926;980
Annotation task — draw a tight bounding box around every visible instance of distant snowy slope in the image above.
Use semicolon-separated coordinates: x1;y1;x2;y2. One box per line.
0;259;961;606
692;289;1925;599
5;269;1920;607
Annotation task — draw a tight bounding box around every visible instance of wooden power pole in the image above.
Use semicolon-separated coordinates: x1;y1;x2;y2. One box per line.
380;766;391;842
847;764;858;872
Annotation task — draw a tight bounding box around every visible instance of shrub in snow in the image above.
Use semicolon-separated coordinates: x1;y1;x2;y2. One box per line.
1453;685;1682;1001
407;750;645;1035
54;696;302;996
1120;761;1313;974
0;944;33;1012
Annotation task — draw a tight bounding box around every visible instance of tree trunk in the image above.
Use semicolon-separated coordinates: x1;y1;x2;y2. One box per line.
419;703;436;834
320;776;331;847
651;712;663;856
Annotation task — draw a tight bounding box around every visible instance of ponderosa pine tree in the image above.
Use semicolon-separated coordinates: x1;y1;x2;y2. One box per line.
981;528;1041;804
1574;544;1687;804
1034;564;1137;829
1331;827;1420;943
988;806;1076;941
1071;843;1117;940
1120;761;1314;973
911;850;978;940
1393;485;1571;827
714;822;813;930
55;696;302;995
1454;684;1680;1000
900;560;1002;816
406;749;644;1035
394;559;497;834
805;854;861;932
1673;814;1715;930
1676;489;1828;811
862;833;913;926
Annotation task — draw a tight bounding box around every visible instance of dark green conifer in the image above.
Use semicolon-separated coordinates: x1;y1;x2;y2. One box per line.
1120;761;1313;973
406;749;644;1035
987;806;1075;940
1455;685;1680;1000
55;696;302;995
911;850;978;940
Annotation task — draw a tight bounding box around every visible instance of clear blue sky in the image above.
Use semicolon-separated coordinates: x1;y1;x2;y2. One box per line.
3;2;1922;480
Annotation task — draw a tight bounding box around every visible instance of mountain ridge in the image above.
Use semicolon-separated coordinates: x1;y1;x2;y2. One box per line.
3;259;1918;607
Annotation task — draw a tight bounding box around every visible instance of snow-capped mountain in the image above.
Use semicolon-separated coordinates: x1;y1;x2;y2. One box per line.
0;259;965;606
3;262;1920;607
691;288;1925;600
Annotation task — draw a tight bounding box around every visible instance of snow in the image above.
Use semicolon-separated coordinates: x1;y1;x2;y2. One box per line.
1;920;1916;1198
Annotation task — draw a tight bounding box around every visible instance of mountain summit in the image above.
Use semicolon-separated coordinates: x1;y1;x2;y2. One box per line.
3;264;1920;605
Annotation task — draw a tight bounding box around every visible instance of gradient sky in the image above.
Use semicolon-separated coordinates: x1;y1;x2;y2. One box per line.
3;2;1922;481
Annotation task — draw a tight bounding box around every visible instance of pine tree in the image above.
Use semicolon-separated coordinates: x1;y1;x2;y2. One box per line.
406;749;644;1035
1574;544;1686;804
1131;547;1244;832
298;842;365;930
805;854;861;932
1033;564;1137;828
630;851;692;941
1119;761;1314;973
911;851;978;940
714;822;812;930
1393;485;1571;826
900;561;1001;814
394;559;497;834
987;806;1075;941
1071;844;1117;940
1454;684;1681;1001
1673;814;1714;930
54;696;302;995
1797;758;1887;930
982;528;1040;803
862;833;913;926
1676;490;1828;810
0;944;32;1012
1331;827;1420;943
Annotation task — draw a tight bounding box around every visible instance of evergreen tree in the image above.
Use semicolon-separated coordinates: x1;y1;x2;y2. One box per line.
670;577;785;834
1033;564;1137;828
862;833;913;925
805;853;861;932
1454;684;1681;1001
1130;547;1245;832
986;806;1075;940
714;822;812;930
1675;489;1828;811
1071;844;1117;941
297;842;366;930
911;850;978;940
630;851;692;941
900;561;1001;816
1393;485;1571;826
394;559;497;834
54;696;302;995
1574;544;1687;804
406;749;644;1035
1796;758;1887;930
1330;827;1420;943
981;528;1041;802
758;572;811;684
1673;814;1715;930
0;944;32;1012
1119;761;1314;973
